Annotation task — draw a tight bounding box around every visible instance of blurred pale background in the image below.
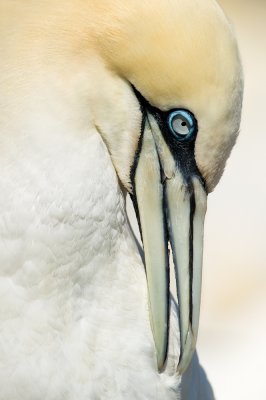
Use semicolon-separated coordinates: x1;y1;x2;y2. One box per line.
198;1;266;399
128;0;266;398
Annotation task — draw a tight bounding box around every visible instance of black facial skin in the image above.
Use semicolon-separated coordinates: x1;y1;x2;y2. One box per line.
131;86;206;190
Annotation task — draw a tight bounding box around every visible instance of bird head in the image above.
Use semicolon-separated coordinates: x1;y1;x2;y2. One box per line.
87;0;243;374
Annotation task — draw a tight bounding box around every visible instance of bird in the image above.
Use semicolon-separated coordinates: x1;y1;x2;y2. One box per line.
0;0;243;399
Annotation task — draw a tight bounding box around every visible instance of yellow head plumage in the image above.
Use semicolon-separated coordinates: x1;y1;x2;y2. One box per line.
91;0;243;191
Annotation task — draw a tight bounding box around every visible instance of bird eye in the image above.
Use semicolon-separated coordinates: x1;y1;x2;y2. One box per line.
167;110;197;141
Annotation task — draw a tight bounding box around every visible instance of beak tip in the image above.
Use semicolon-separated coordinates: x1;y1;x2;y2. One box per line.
154;332;168;373
176;329;197;374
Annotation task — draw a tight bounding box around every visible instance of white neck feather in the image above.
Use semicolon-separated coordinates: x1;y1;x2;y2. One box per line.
0;130;175;399
0;127;212;399
0;129;145;304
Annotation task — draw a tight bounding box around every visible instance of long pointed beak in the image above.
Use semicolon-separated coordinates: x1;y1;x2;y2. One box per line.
166;174;207;373
131;113;207;374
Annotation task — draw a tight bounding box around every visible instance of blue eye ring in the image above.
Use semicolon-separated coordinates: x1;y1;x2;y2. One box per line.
167;109;197;141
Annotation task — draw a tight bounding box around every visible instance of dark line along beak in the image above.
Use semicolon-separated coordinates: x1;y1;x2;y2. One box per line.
131;112;207;374
165;173;207;374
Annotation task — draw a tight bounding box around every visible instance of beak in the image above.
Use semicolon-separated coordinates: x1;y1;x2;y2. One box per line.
131;112;207;374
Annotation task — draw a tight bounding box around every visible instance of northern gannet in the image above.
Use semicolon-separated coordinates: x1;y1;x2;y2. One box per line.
0;0;243;399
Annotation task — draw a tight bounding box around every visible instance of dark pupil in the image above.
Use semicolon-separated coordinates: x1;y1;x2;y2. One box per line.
181;121;186;126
